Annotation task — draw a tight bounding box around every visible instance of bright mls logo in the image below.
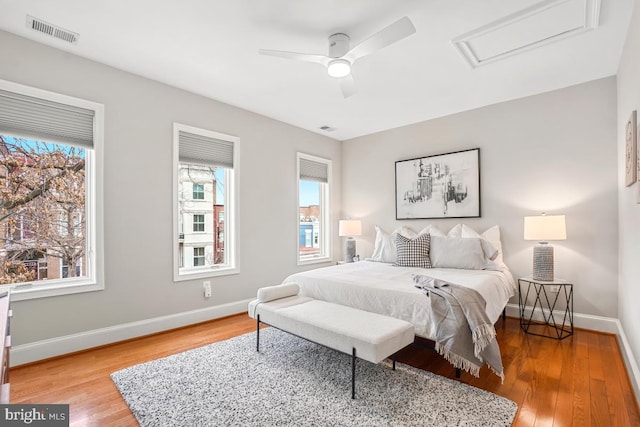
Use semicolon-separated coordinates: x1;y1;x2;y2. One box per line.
0;405;69;426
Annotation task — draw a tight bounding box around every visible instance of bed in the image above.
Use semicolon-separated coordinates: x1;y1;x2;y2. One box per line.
281;223;517;378
282;260;516;340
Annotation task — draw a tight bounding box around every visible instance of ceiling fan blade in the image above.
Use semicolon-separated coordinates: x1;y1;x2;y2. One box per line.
258;49;329;66
339;74;357;98
345;16;416;62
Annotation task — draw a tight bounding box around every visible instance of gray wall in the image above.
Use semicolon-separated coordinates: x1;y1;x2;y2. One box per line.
0;30;342;345
617;0;640;398
342;77;618;318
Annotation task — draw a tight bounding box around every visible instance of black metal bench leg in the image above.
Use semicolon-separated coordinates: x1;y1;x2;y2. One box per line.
256;315;260;352
503;307;506;321
352;348;356;399
455;368;461;378
392;357;396;370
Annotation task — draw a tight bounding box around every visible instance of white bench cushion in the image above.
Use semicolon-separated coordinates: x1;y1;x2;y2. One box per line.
249;296;414;364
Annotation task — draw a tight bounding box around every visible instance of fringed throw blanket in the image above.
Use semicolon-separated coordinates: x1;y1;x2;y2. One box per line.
413;275;504;382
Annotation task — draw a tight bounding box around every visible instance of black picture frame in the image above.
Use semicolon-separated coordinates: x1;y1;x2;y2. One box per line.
395;148;480;219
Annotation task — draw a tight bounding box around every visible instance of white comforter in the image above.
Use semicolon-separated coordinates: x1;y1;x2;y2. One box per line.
282;261;516;340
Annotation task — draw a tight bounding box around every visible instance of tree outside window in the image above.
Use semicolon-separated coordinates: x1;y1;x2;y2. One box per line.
0;136;87;285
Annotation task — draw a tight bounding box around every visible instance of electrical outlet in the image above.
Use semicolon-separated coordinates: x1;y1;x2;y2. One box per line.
549;285;560;293
203;281;211;298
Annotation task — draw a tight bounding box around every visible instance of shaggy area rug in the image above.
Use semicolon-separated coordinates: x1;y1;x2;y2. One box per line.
111;328;517;426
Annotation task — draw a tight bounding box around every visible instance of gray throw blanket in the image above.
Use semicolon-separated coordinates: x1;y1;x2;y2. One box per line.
413;274;504;382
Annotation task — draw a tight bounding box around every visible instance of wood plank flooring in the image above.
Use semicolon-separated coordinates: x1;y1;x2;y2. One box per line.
9;314;640;426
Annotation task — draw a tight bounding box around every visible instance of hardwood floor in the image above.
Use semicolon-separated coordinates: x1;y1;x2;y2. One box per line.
9;314;640;426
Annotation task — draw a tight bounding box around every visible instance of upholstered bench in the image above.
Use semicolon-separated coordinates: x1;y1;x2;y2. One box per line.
248;283;414;399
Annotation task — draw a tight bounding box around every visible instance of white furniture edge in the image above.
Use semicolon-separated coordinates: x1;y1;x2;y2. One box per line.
11;298;253;366
506;303;639;406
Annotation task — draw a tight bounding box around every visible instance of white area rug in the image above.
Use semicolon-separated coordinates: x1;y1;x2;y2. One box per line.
111;328;517;426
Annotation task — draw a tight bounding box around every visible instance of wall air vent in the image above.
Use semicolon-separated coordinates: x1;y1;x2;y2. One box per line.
27;15;79;44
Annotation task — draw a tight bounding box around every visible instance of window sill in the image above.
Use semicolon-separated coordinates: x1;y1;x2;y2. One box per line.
9;279;103;301
297;256;332;266
174;266;239;282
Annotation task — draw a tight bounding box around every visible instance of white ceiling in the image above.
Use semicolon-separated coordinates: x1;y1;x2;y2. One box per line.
0;0;634;141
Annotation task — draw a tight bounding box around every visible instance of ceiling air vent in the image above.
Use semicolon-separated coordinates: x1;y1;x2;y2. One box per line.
27;15;79;44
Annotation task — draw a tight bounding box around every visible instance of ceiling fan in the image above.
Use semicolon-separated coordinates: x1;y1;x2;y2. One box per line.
259;16;416;98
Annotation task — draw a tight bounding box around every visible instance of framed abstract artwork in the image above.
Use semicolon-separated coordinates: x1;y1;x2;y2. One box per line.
395;148;480;219
625;110;637;187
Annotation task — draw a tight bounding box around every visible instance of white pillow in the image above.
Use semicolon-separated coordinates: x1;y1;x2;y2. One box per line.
429;236;487;269
418;224;446;237
447;224;463;238
417;224;460;237
370;226;416;263
461;225;504;262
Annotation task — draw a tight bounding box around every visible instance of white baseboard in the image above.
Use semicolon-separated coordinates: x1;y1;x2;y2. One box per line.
504;303;618;333
615;320;640;408
505;303;639;405
11;298;253;366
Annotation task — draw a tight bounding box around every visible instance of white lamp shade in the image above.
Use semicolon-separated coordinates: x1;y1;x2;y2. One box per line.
524;215;567;241
338;220;362;237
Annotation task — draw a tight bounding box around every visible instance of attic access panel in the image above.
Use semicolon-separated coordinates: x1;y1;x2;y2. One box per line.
452;0;600;68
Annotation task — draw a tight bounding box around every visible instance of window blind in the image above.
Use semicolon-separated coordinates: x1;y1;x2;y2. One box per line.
299;157;328;183
0;89;95;148
179;130;234;169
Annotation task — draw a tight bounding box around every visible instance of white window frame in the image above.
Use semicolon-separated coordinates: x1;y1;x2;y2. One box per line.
296;152;331;265
173;123;239;281
0;79;104;301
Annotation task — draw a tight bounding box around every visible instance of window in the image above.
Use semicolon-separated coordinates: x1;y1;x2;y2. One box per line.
297;153;331;264
173;123;238;280
193;214;205;232
0;80;104;300
193;247;205;267
37;259;47;280
61;259;82;278
192;183;204;200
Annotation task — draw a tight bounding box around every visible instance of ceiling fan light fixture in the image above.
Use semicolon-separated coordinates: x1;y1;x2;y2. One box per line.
327;59;351;78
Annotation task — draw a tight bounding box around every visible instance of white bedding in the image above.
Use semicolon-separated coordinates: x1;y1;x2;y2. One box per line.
282;261;516;340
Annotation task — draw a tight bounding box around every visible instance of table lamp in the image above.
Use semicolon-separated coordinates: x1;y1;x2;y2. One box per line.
338;219;362;263
524;214;566;281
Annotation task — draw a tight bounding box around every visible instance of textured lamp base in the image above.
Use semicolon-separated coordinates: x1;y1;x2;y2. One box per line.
532;244;554;281
344;238;356;263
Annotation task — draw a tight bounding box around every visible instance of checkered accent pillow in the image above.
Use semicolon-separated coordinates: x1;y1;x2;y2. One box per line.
394;233;432;268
